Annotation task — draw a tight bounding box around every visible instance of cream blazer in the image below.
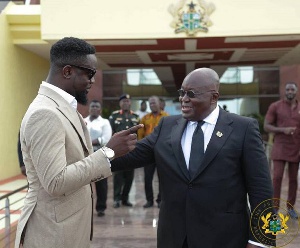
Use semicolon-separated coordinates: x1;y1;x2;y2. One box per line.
15;85;112;248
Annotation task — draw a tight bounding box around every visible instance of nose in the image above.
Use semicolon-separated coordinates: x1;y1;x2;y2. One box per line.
90;77;95;84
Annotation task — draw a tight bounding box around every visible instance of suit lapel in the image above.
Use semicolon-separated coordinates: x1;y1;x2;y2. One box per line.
38;85;91;155
192;109;233;180
76;111;93;154
56;105;91;155
171;118;190;180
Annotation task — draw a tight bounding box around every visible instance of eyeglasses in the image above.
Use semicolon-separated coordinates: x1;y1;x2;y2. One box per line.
178;89;215;98
69;64;96;80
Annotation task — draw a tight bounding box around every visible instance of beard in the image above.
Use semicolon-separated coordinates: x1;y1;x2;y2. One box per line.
75;90;88;105
286;94;295;101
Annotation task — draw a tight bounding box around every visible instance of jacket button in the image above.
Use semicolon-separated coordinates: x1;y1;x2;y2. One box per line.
188;183;193;189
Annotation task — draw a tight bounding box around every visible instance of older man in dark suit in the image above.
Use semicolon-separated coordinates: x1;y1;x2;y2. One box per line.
111;68;274;248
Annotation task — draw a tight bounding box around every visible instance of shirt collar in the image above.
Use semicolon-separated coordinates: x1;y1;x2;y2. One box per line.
187;106;219;126
42;81;77;109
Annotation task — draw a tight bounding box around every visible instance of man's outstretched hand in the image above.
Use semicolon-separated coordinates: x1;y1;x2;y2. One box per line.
106;124;144;158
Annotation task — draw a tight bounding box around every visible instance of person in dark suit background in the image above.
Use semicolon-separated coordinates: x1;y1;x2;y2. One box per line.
17;131;26;176
111;68;273;248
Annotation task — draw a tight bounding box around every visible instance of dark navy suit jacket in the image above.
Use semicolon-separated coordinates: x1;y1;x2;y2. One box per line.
112;107;273;248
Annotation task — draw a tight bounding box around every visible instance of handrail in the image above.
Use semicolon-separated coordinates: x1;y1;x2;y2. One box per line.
0;184;28;201
0;182;28;248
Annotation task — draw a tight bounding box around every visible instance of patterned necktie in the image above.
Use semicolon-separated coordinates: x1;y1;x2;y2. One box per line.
189;121;205;178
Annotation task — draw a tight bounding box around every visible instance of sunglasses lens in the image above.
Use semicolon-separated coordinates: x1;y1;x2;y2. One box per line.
88;70;96;80
178;90;196;98
178;89;184;97
187;91;195;98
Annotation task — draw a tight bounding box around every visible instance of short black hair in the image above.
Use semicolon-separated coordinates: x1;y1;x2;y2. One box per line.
286;82;298;88
50;37;96;67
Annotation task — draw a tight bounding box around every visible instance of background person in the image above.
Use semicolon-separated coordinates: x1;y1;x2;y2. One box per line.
17;131;26;176
264;82;300;219
111;68;274;248
136;100;149;119
222;104;229;112
159;97;166;111
109;94;140;208
15;37;142;248
138;95;168;208
85;100;112;217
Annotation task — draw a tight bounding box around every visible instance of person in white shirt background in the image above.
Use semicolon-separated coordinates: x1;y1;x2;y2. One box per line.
136;100;149;119
85;100;112;216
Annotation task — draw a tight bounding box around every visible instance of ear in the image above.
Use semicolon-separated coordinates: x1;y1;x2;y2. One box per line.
211;92;219;104
62;65;72;79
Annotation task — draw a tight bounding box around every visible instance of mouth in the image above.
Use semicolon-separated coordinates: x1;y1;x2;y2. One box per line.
181;105;193;113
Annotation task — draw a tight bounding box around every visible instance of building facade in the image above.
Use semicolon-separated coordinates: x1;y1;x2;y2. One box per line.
1;0;300;180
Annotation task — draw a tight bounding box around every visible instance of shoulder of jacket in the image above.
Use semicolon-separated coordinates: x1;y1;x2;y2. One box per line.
162;115;180;122
111;110;120;115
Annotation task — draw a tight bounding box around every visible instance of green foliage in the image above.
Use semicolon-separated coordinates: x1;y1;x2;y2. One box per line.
101;107;111;119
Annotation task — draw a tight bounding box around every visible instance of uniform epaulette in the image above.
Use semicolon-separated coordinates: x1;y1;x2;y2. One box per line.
111;110;120;114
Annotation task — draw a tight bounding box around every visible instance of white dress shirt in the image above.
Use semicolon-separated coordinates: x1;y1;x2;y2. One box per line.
136;110;149;119
42;81;77;110
84;116;112;151
181;106;219;169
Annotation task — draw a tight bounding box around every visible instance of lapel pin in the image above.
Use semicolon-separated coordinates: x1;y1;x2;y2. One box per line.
216;131;223;137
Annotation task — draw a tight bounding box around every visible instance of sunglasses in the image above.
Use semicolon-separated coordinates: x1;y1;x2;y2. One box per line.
69;64;96;80
178;89;215;98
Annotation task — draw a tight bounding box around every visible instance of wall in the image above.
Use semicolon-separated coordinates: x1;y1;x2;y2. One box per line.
41;0;300;40
0;3;48;180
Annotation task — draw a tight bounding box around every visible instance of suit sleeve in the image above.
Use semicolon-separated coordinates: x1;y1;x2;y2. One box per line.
17;131;25;167
111;116;161;171
242;118;274;245
23;108;111;196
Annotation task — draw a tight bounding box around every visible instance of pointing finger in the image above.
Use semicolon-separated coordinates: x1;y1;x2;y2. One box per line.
127;124;144;134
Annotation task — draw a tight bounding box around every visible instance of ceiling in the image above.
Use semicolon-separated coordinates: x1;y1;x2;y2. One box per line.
90;35;300;93
5;2;300;97
19;34;300;95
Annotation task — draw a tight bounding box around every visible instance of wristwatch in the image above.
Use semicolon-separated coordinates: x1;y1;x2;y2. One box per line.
101;146;115;161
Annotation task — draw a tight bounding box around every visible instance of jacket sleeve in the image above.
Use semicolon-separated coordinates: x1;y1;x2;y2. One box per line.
242;118;274;246
22;108;112;196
